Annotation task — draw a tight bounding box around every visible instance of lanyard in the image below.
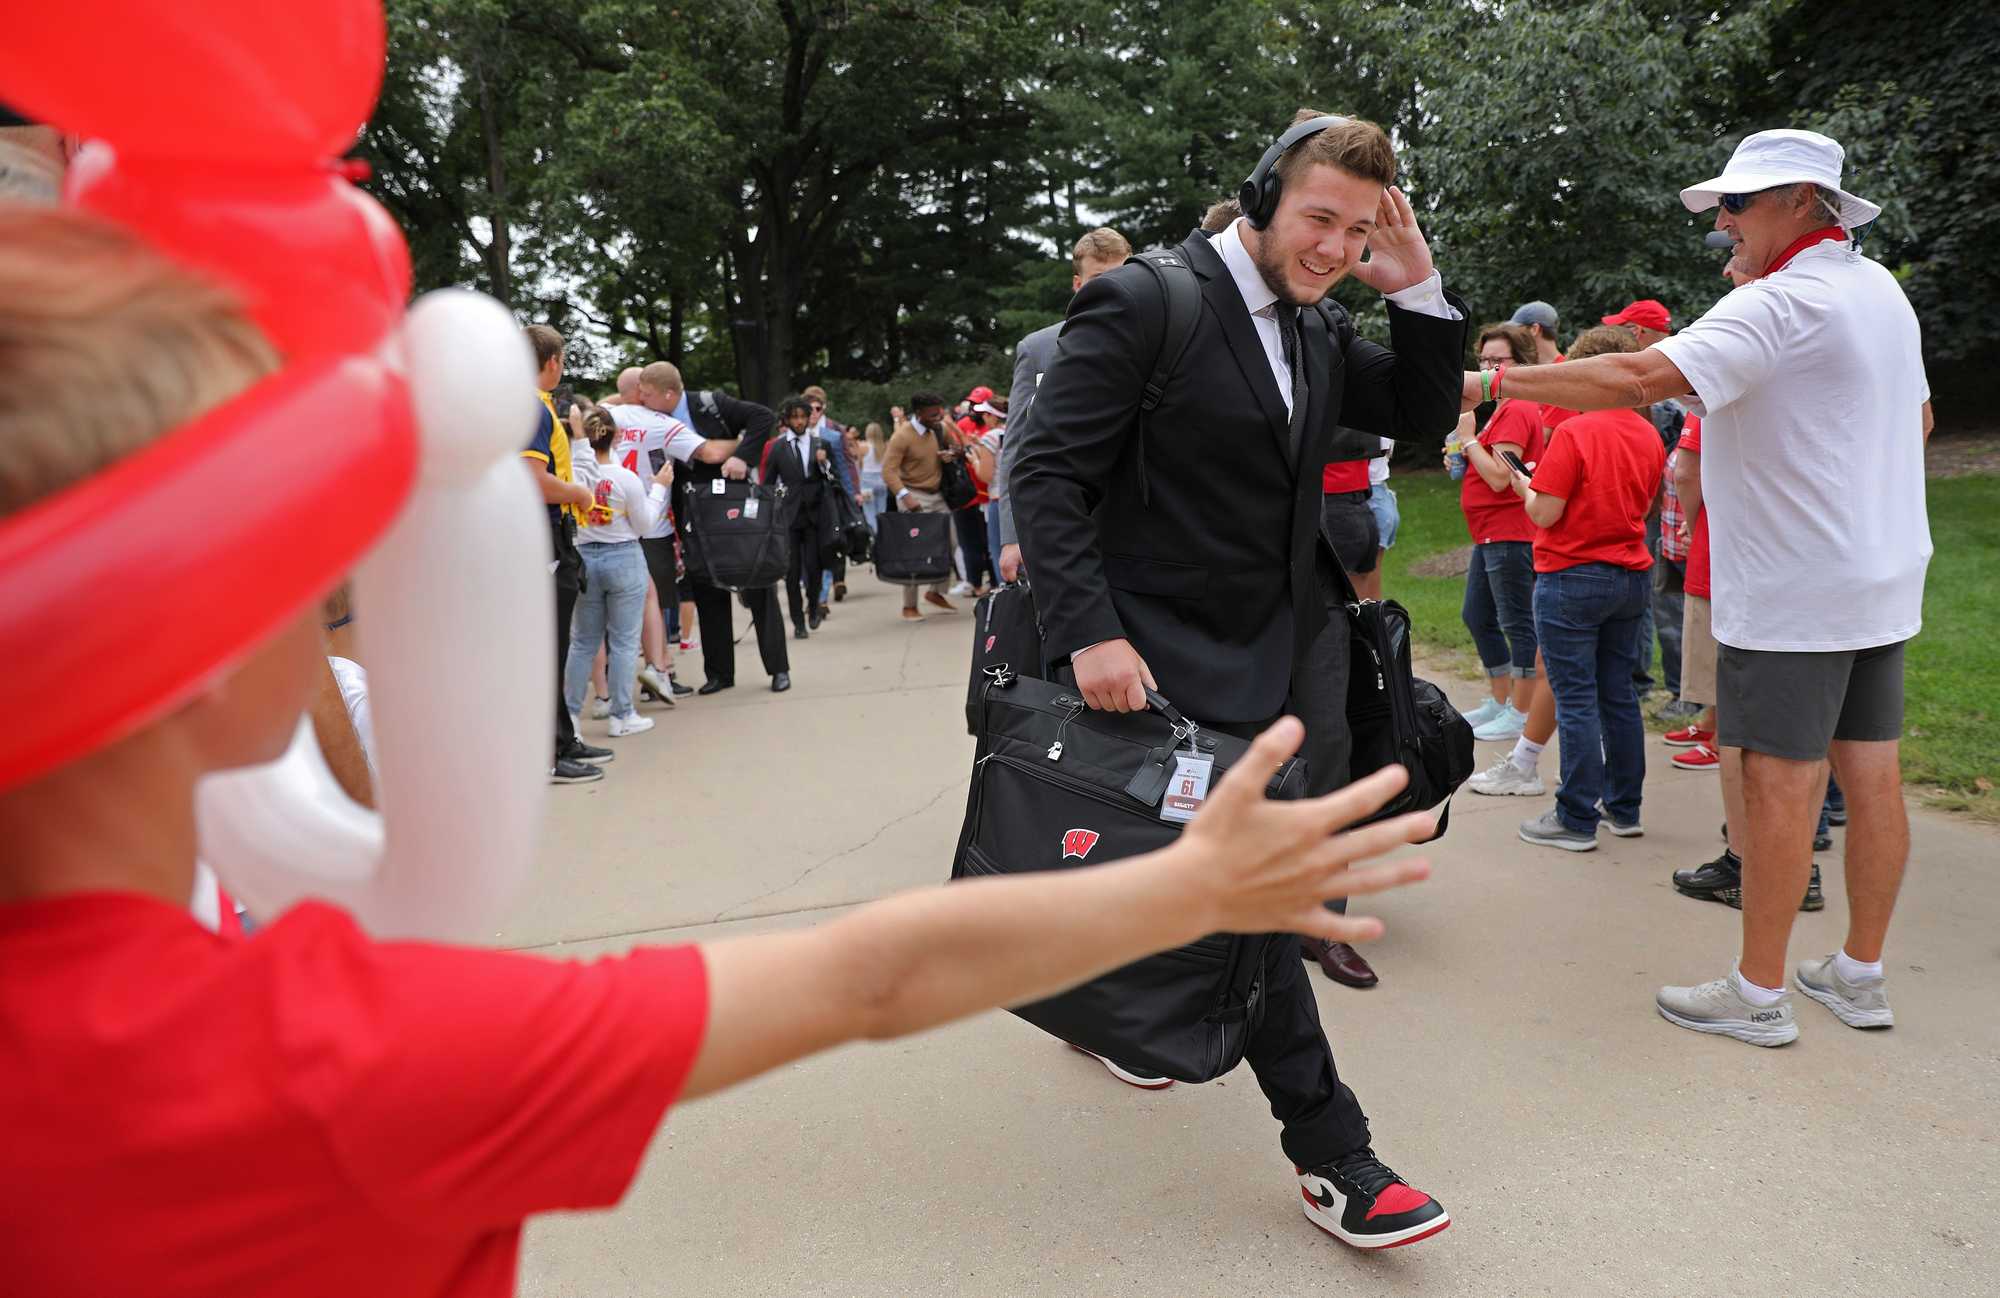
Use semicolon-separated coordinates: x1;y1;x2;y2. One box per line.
1764;226;1847;276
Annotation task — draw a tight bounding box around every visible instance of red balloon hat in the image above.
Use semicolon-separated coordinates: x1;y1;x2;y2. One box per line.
0;0;418;791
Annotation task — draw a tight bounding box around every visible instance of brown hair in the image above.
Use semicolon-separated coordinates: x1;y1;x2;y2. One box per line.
1475;323;1537;367
801;383;828;402
0;208;280;516
1272;108;1397;189
1564;324;1641;362
1071;227;1131;276
581;406;620;453
1201;196;1243;232
524;324;564;369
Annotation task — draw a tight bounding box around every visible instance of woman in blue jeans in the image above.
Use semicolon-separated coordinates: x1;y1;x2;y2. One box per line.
1456;324;1544;741
1506;326;1666;850
565;408;674;738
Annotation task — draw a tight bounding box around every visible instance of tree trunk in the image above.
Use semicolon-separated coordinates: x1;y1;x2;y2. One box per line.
473;60;514;308
667;289;684;365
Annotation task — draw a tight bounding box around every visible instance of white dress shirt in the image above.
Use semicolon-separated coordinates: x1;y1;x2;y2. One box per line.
1210;217;1460;416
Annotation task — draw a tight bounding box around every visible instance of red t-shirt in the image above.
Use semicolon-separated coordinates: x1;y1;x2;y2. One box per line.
1459;398;1543;544
1322;458;1371;493
1536;354;1575;433
0;892;709;1298
1528;408;1665;573
1678;416;1711;597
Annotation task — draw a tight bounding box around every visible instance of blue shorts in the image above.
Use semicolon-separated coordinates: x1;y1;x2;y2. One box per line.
1367;482;1399;550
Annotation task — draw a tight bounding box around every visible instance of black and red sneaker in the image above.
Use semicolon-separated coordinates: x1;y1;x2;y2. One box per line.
1297;1148;1450;1249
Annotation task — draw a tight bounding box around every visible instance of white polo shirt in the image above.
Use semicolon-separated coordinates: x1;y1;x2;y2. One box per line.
1656;241;1930;652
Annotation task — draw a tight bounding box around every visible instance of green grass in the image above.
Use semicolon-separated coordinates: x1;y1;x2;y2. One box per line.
1380;469;2000;818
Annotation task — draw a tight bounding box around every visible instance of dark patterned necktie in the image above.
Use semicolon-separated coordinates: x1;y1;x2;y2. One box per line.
1278;304;1306;460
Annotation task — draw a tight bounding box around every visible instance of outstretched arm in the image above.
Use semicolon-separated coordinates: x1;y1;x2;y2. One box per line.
1460;346;1690;414
682;724;1432;1100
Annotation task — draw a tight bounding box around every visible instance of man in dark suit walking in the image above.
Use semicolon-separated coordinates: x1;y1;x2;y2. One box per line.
764;395;839;640
1011;110;1466;1250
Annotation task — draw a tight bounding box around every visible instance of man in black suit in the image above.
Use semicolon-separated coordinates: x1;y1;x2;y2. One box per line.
764;396;839;640
1011;110;1466;1251
665;376;791;694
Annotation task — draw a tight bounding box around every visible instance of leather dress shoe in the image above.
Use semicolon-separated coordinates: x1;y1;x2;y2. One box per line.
771;672;792;693
697;678;733;696
793;623;809;640
833;582;847;602
809;608;824;630
1306;939;1379;989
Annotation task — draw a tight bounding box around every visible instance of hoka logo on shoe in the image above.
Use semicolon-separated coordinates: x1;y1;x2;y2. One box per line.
1750;1009;1786;1023
1061;828;1100;860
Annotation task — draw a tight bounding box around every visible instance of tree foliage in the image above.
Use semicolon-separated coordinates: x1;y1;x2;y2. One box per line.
358;0;1994;418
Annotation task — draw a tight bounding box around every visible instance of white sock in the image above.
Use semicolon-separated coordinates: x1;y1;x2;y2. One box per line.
1734;968;1786;1006
1510;737;1545;774
1834;949;1885;983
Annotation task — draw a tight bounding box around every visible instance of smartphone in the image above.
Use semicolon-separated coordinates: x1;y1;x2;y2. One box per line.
1499;449;1531;477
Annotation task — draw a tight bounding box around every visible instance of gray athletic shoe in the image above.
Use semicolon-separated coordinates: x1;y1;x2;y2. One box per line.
1655;972;1798;1047
1468;756;1545;797
1794;953;1894;1029
1598;803;1643;837
1518;808;1597;852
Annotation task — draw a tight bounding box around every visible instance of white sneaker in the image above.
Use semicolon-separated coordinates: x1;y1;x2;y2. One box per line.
1459;696;1506;728
1467;755;1544;797
1068;1044;1173;1090
1795;953;1894;1029
949;580;976;599
635;664;678;708
607;712;655;737
1471;703;1527;741
1656;971;1797;1047
589;695;612;720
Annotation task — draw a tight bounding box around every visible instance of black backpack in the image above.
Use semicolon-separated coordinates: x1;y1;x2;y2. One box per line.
965;580;1044;734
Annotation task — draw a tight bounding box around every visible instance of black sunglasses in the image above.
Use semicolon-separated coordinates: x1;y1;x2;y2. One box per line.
1719;189;1771;215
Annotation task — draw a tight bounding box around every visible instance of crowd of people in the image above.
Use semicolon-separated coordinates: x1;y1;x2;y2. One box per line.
0;51;1939;1292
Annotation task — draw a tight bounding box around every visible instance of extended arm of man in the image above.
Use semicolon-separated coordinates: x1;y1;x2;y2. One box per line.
715;392;775;481
682;725;1433;1100
1331;289;1472;444
1010;270;1158;710
1461;348;1691;415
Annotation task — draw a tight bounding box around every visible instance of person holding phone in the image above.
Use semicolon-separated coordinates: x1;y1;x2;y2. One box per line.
1505;326;1666;851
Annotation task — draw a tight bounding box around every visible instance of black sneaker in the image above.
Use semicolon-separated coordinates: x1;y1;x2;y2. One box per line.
564;739;614;766
668;674;694;697
550;756;604;784
1714;862;1824;913
1674;849;1740;899
1297;1148;1450;1250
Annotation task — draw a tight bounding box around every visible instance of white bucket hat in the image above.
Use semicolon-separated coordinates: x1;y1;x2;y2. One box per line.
1679;128;1881;228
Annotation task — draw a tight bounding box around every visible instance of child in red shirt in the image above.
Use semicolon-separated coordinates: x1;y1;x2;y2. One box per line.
0;209;1433;1298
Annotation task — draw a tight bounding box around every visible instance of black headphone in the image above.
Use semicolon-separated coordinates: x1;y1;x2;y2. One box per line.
1238;115;1352;230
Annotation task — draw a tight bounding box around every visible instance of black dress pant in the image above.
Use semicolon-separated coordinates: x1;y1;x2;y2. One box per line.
784;518;825;629
954;506;995;589
1205;553;1368;1168
691;579;788;684
552;534;582;760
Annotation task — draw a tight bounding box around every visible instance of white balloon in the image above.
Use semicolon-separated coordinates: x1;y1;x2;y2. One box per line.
401;288;541;483
198;290;552;941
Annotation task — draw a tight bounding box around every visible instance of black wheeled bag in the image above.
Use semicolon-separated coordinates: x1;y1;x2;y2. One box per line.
679;479;792;591
1343;595;1474;836
953;670;1308;1083
873;509;955;585
965;580;1043;735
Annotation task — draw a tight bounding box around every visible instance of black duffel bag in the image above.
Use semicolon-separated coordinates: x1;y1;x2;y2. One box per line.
1342;594;1474;836
829;487;874;563
873;508;955;585
953;670;1307;1083
965;580;1043;735
679;478;791;591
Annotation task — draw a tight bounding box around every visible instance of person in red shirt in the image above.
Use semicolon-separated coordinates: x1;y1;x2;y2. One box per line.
1455;323;1543;742
1505;326;1664;852
0;207;1437;1298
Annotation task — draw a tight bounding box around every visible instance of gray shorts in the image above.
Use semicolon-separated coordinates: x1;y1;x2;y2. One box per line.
1715;639;1907;760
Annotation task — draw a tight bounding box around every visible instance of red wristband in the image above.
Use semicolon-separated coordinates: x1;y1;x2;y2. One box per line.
1492;364;1506;399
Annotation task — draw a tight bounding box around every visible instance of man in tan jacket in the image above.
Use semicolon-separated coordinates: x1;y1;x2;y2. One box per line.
880;390;960;619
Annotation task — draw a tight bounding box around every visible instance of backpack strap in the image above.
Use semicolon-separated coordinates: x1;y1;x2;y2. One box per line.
1123;249;1202;506
698;389;722;422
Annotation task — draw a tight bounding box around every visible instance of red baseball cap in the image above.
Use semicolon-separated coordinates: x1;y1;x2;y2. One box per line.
967;385;993;403
1602;299;1670;332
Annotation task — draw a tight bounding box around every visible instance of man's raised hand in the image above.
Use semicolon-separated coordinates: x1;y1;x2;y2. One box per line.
1352;185;1434;297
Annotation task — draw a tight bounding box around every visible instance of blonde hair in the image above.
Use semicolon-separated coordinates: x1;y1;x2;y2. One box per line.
1071;227;1131;276
0;208;279;516
639;360;683;396
1564;325;1641;362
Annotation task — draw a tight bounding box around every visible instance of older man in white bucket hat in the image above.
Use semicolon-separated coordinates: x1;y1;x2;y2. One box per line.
1458;128;1934;1047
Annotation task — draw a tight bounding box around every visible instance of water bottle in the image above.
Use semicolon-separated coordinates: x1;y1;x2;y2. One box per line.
1445;430;1467;481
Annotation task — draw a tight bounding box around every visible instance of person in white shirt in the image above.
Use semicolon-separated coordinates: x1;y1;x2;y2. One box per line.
1359;437;1396;601
1468;128;1935;1047
565;407;675;738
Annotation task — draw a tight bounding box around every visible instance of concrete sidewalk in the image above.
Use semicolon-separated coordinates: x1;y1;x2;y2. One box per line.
505;579;1998;1297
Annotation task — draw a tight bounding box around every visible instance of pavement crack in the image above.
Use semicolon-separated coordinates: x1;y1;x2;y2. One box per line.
710;775;964;923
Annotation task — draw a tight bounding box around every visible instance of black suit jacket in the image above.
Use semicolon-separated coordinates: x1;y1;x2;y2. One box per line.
682;389;776;487
761;432;839;548
1011;228;1467;723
